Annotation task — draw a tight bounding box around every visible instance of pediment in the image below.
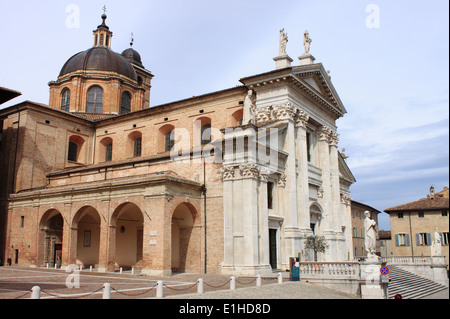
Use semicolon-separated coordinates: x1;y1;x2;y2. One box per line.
292;64;347;116
338;152;356;184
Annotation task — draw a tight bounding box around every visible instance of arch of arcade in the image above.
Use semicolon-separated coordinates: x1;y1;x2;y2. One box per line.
7;173;204;275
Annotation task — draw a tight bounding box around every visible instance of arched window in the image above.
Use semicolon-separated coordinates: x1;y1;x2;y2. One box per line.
194;117;212;146
87;86;103;113
120;92;131;115
231;109;243;126
165;131;175;152
201;123;211;145
68;141;78;162
67;135;85;163
134;137;142;157
61;89;70;112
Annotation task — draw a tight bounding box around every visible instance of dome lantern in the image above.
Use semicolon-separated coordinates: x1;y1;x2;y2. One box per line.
93;9;113;49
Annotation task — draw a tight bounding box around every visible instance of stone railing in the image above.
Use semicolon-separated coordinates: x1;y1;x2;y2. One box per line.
381;256;432;265
299;262;360;279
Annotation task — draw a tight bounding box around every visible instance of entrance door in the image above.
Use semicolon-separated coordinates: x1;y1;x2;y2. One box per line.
54;244;62;268
269;229;277;269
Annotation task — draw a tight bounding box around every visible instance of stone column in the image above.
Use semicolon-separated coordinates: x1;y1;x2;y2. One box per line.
259;170;270;268
295;111;311;234
240;164;261;272
221;166;235;268
329;131;343;260
341;194;353;260
317;126;335;261
273;103;300;264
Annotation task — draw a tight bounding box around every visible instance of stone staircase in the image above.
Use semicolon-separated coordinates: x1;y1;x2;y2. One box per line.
387;266;448;299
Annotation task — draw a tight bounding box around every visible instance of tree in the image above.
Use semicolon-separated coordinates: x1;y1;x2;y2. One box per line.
304;235;329;261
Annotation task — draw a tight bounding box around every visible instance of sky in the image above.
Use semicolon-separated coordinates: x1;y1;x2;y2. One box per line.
0;0;448;230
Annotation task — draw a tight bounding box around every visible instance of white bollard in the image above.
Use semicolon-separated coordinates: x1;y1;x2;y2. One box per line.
197;278;204;294
31;286;41;299
256;274;262;287
131;267;134;275
277;272;282;284
46;263;49;269
90;265;93;272
119;267;123;274
103;283;111;299
230;276;236;290
54;264;57;269
156;280;164;298
79;265;83;271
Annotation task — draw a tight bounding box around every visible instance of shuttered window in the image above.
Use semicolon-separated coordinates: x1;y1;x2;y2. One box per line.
395;233;410;246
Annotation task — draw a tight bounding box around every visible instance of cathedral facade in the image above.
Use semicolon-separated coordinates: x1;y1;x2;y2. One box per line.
0;15;355;275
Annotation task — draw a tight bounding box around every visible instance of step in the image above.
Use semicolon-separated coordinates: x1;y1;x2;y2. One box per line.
387;266;447;299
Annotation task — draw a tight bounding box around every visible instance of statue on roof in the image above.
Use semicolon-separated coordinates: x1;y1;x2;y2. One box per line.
279;29;288;56
303;30;312;54
242;90;255;125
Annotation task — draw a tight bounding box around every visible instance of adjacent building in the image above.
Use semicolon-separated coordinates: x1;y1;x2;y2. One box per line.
385;186;449;266
350;200;381;259
378;230;393;258
0;14;356;275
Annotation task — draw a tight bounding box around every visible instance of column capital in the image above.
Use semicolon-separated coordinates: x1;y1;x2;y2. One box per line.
318;126;332;142
329;132;339;147
271;102;297;121
219;166;236;181
239;164;260;179
295;110;310;128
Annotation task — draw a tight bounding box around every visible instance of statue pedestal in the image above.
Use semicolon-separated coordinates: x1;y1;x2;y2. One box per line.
298;53;316;66
431;255;449;287
273;54;293;70
360;259;387;299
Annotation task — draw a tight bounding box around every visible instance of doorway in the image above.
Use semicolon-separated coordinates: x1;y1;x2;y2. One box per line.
269;229;277;269
54;244;62;268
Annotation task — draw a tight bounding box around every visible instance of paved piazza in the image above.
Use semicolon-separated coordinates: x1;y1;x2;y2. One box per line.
0;266;355;299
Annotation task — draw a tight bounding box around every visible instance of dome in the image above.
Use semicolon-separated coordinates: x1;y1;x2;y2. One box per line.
59;47;137;81
121;47;144;68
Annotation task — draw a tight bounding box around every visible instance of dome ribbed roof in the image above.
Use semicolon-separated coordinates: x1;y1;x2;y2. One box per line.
59;47;137;81
121;48;144;68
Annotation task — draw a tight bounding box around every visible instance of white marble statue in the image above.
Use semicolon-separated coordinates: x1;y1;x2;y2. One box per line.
242;90;255;125
279;29;288;56
434;228;442;256
364;211;377;258
303;30;312;54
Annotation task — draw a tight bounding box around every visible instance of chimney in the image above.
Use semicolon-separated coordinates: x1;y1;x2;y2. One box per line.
430;185;435;200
